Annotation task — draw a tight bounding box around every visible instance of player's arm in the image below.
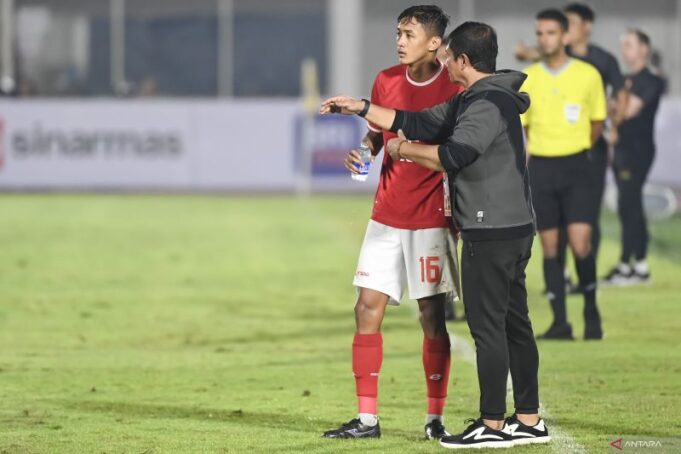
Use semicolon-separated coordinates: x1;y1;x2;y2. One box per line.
606;87;630;146
613;87;630;125
622;76;664;120
514;42;541;62
320;96;396;127
621;78;649;120
623;94;644;119
320;96;457;143
387;100;502;175
589;70;607;146
386;130;443;171
364;130;384;155
591;121;605;145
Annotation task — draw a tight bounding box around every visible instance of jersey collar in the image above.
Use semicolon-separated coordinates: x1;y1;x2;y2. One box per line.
405;60;445;87
540;57;573;77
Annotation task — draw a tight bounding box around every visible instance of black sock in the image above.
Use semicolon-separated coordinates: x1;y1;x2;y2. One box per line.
592;224;601;260
543;257;566;326
557;228;568;270
575;254;600;323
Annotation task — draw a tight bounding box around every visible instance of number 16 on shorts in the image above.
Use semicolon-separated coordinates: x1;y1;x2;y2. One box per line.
419;256;442;283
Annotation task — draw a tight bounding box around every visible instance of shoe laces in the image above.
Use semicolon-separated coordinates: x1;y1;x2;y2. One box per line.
463;418;482;431
341;418;360;429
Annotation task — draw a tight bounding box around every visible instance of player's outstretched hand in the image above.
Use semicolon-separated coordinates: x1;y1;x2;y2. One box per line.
320;96;364;115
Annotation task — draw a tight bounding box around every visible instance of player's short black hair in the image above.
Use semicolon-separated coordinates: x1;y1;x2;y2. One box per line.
563;3;595;23
446;21;498;74
397;5;450;38
628;28;651;47
536;8;569;32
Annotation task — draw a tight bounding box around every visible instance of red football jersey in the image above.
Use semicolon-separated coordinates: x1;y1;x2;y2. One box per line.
368;62;463;229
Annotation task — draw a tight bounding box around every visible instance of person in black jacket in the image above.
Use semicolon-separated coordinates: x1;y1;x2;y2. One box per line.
321;22;551;449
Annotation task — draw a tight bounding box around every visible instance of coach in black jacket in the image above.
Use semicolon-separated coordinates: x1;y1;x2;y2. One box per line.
321;22;550;448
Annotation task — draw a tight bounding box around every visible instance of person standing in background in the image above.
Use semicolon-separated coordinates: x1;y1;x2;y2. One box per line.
602;30;666;285
516;3;628;294
520;9;607;340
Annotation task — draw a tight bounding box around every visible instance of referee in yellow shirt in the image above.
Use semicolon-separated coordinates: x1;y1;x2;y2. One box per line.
521;9;606;340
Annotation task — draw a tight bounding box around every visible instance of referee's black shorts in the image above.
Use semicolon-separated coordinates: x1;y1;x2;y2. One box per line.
528;150;596;231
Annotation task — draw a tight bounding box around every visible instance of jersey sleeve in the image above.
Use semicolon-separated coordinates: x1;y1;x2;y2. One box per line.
367;74;382;132
588;68;607;121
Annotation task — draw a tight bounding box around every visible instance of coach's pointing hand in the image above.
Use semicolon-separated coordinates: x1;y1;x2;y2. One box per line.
320;96;364;115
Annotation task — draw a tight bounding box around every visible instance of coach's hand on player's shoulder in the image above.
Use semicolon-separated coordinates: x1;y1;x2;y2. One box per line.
320;96;364;115
344;149;372;174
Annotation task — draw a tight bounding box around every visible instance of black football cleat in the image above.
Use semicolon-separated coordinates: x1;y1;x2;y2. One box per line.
322;418;381;439
425;419;450;440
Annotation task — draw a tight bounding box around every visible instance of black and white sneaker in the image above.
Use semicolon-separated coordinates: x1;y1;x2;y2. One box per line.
601;265;634;286
630;270;651;284
322;418;381;439
425;419;450;440
502;414;551;446
440;418;513;449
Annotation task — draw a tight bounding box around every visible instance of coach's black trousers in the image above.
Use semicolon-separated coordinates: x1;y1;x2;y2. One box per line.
461;234;539;420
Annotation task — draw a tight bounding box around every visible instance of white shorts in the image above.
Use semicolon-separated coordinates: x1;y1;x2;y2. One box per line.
353;220;460;305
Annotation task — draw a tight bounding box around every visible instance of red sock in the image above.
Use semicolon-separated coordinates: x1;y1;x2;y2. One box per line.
352;333;383;415
423;335;451;415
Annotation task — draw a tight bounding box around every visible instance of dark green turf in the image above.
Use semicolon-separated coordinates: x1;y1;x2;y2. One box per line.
0;195;679;453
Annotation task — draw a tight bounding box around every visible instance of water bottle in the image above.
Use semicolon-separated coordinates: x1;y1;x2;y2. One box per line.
351;143;372;182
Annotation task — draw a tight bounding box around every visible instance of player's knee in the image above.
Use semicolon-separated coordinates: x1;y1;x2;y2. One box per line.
539;236;559;257
542;243;559;258
418;298;446;335
572;241;592;259
354;297;380;321
418;305;436;327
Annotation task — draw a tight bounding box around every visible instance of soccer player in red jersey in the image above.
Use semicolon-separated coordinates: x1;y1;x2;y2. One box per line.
322;5;463;440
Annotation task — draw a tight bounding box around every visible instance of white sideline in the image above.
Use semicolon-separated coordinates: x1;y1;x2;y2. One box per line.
447;332;586;454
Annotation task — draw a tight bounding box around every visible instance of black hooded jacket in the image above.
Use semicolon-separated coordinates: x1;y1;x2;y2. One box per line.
390;70;536;241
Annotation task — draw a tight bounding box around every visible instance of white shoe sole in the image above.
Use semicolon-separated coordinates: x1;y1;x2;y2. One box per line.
440;440;513;449
601;277;651;287
512;435;552;446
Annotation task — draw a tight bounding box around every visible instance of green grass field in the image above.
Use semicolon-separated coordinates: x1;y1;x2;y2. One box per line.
1;195;680;453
